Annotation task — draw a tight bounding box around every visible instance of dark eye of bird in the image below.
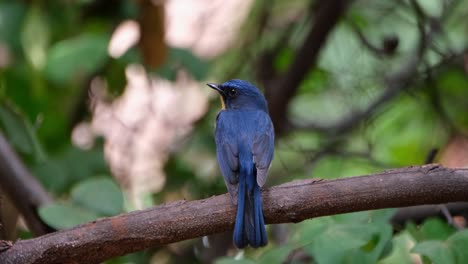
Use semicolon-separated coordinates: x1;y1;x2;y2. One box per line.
228;88;237;97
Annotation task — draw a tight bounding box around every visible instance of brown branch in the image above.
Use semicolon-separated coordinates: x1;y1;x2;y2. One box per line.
0;132;53;236
1;164;468;264
267;0;352;135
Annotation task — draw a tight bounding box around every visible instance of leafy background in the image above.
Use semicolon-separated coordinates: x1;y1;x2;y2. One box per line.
0;0;468;263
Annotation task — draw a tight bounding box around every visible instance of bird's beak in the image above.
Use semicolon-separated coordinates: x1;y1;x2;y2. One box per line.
207;83;225;97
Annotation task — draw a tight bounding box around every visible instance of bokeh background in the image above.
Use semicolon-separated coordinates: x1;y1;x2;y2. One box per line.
0;0;468;263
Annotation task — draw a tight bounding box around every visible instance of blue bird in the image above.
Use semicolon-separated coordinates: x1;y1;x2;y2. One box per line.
207;79;274;248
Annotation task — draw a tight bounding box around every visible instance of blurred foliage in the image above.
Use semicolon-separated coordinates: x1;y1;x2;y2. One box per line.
39;177;123;229
0;0;467;264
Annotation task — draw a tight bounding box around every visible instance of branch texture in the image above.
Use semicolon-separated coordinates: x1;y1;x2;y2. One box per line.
1;164;468;264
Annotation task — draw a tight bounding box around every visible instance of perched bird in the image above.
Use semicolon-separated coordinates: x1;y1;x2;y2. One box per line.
207;79;274;248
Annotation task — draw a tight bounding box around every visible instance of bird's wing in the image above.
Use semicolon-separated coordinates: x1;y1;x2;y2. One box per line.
253;112;275;187
215;111;239;204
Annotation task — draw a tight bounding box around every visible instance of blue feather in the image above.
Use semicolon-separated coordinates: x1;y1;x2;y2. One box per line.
234;146;267;248
210;79;274;248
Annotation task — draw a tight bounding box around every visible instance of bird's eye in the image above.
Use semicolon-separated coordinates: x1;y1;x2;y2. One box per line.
228;89;237;97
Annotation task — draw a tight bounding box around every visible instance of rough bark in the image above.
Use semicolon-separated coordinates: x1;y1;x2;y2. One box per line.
1;164;467;264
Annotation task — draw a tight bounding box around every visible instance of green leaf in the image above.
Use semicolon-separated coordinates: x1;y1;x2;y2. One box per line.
274;47;293;73
378;238;394;261
379;232;417;264
310;156;380;179
60;146;108;183
412;241;454;264
156;48;209;80
0;2;26;53
368;209;398;224
258;245;294;264
297;68;330;94
369;96;448;166
33;159;68;194
420;218;456;241
304;224;374;264
447;230;468;263
333;211;370;223
438;69;468;132
406;218;456;242
39;203;99;229
71;177;123;216
297;218;393;264
293;217;334;245
45;33;109;84
0;102;46;161
0;103;31;153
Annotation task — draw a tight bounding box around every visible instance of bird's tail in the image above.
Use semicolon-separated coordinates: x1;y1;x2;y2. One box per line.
233;150;267;248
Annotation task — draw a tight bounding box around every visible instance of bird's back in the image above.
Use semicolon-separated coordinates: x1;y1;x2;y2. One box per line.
209;79;274;248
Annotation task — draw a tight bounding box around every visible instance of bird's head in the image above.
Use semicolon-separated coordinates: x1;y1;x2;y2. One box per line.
207;79;268;112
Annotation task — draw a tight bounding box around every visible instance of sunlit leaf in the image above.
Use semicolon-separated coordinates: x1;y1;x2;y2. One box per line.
21;5;49;69
369;96;448;166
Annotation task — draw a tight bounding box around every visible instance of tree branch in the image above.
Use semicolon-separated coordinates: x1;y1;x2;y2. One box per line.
0;132;52;236
1;164;467;264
